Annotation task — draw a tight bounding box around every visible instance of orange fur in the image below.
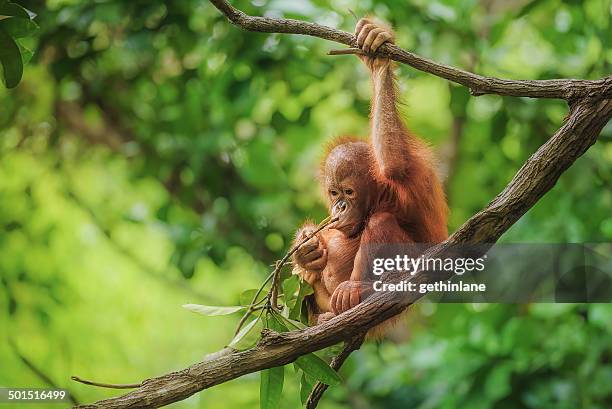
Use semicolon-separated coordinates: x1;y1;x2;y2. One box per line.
318;136;364;178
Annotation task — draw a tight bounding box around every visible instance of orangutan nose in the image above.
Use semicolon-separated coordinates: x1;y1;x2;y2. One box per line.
333;200;348;216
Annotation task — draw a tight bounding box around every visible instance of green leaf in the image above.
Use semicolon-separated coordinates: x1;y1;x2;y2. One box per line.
316;343;345;362
282;274;299;305
295;353;341;386
260;365;284;409
17;42;32;64
229;317;261;349
182;304;245;316
0;17;38;38
289;280;313;320
300;372;315;405
239;289;266;306
268;313;288;332
0;2;30;19
0;27;22;88
276;313;307;330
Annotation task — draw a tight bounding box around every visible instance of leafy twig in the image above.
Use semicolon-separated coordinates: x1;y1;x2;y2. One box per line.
233;216;338;336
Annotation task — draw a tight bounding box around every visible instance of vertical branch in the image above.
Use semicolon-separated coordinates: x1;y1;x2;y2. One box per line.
306;333;366;409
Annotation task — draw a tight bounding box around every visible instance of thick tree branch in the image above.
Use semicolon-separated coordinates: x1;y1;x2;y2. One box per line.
72;2;612;408
209;0;611;100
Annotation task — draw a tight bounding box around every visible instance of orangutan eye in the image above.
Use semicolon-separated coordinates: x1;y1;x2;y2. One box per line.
329;190;339;197
344;188;354;196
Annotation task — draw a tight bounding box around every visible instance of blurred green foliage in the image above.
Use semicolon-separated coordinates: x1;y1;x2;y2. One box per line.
0;0;610;408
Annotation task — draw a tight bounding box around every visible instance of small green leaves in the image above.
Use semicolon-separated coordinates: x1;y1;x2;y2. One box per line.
181;232;321;409
0;1;38;88
295;353;342;386
259;366;284;409
182;304;245;316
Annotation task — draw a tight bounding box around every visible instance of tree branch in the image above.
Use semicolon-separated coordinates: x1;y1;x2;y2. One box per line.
305;333;366;409
209;0;611;100
72;2;612;408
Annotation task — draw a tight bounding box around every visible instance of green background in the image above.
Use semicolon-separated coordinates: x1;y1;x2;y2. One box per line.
1;0;611;408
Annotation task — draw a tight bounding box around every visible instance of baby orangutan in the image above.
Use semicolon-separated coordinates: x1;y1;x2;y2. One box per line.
292;18;448;326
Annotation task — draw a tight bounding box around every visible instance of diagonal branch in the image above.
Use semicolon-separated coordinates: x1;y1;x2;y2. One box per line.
72;2;612;408
209;0;611;100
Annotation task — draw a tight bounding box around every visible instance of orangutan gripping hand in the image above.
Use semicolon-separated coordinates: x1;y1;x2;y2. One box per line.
355;17;395;70
293;224;327;286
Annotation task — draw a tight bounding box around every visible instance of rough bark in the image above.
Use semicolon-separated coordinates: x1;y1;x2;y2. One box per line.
209;0;611;99
73;1;612;408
